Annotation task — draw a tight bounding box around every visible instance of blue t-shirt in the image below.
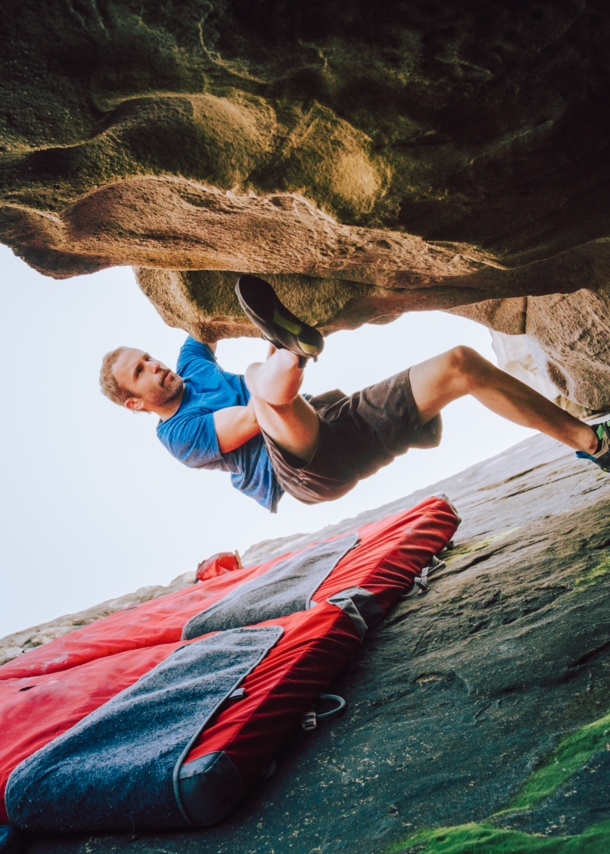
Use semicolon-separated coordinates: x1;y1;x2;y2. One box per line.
157;337;283;512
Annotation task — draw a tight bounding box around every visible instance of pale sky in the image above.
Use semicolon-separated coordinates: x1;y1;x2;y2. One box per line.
0;244;536;638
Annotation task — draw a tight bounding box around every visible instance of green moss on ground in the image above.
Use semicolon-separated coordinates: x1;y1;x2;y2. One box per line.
388;820;610;853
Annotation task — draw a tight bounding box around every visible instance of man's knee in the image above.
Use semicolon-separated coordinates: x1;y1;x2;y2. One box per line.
244;361;263;396
447;346;482;371
445;346;488;388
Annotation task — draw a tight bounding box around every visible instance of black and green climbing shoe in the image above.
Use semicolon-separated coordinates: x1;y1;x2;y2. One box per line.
576;419;610;472
235;275;324;365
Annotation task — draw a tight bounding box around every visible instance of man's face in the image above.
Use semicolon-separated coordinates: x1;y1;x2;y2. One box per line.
113;348;183;412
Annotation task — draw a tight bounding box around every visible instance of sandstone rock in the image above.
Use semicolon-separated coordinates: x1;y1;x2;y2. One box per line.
3;1;610;404
13;426;610;853
4;0;610;270
489;330;593;418
451;283;610;410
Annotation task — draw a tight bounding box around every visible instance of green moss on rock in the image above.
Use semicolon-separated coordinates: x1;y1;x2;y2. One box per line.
389;820;610;854
574;555;610;590
505;712;610;814
390;709;610;853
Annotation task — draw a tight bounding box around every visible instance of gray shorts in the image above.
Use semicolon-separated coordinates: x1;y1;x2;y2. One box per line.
262;368;442;505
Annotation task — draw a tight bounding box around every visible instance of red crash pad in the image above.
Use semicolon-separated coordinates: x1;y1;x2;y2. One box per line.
0;495;458;831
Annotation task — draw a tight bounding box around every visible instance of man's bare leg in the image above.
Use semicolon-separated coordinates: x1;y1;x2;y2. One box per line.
247;343;598;465
410;346;598;455
245;349;321;460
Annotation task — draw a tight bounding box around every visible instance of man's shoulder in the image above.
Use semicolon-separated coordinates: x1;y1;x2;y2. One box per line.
177;336;215;367
156;384;224;468
177;336;216;374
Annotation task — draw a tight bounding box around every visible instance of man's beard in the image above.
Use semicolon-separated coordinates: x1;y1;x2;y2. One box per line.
157;373;184;407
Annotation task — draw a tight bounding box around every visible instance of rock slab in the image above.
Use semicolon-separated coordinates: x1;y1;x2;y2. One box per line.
10;428;610;853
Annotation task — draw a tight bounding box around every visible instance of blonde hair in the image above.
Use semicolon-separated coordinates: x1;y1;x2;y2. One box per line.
99;347;130;406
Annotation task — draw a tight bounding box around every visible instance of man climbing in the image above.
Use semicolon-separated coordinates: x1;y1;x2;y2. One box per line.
99;276;610;512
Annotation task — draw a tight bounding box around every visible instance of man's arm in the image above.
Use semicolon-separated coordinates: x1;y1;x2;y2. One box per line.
213;398;260;453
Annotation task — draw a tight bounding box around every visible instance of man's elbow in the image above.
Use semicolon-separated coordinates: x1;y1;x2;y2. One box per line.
215;406;261;454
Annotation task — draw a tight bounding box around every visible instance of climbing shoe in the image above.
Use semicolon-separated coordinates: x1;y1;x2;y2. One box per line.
236;275;324;367
576;419;610;472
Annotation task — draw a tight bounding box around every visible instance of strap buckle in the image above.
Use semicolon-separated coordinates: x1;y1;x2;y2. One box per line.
301;693;346;731
402;554;446;599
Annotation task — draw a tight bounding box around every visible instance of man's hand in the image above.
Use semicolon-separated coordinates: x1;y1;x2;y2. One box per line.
214;398;260;453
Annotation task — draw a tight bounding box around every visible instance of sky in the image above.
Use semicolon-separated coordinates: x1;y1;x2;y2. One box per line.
0;244;536;638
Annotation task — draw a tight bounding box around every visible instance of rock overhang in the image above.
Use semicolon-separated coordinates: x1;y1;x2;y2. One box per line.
1;0;610;406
